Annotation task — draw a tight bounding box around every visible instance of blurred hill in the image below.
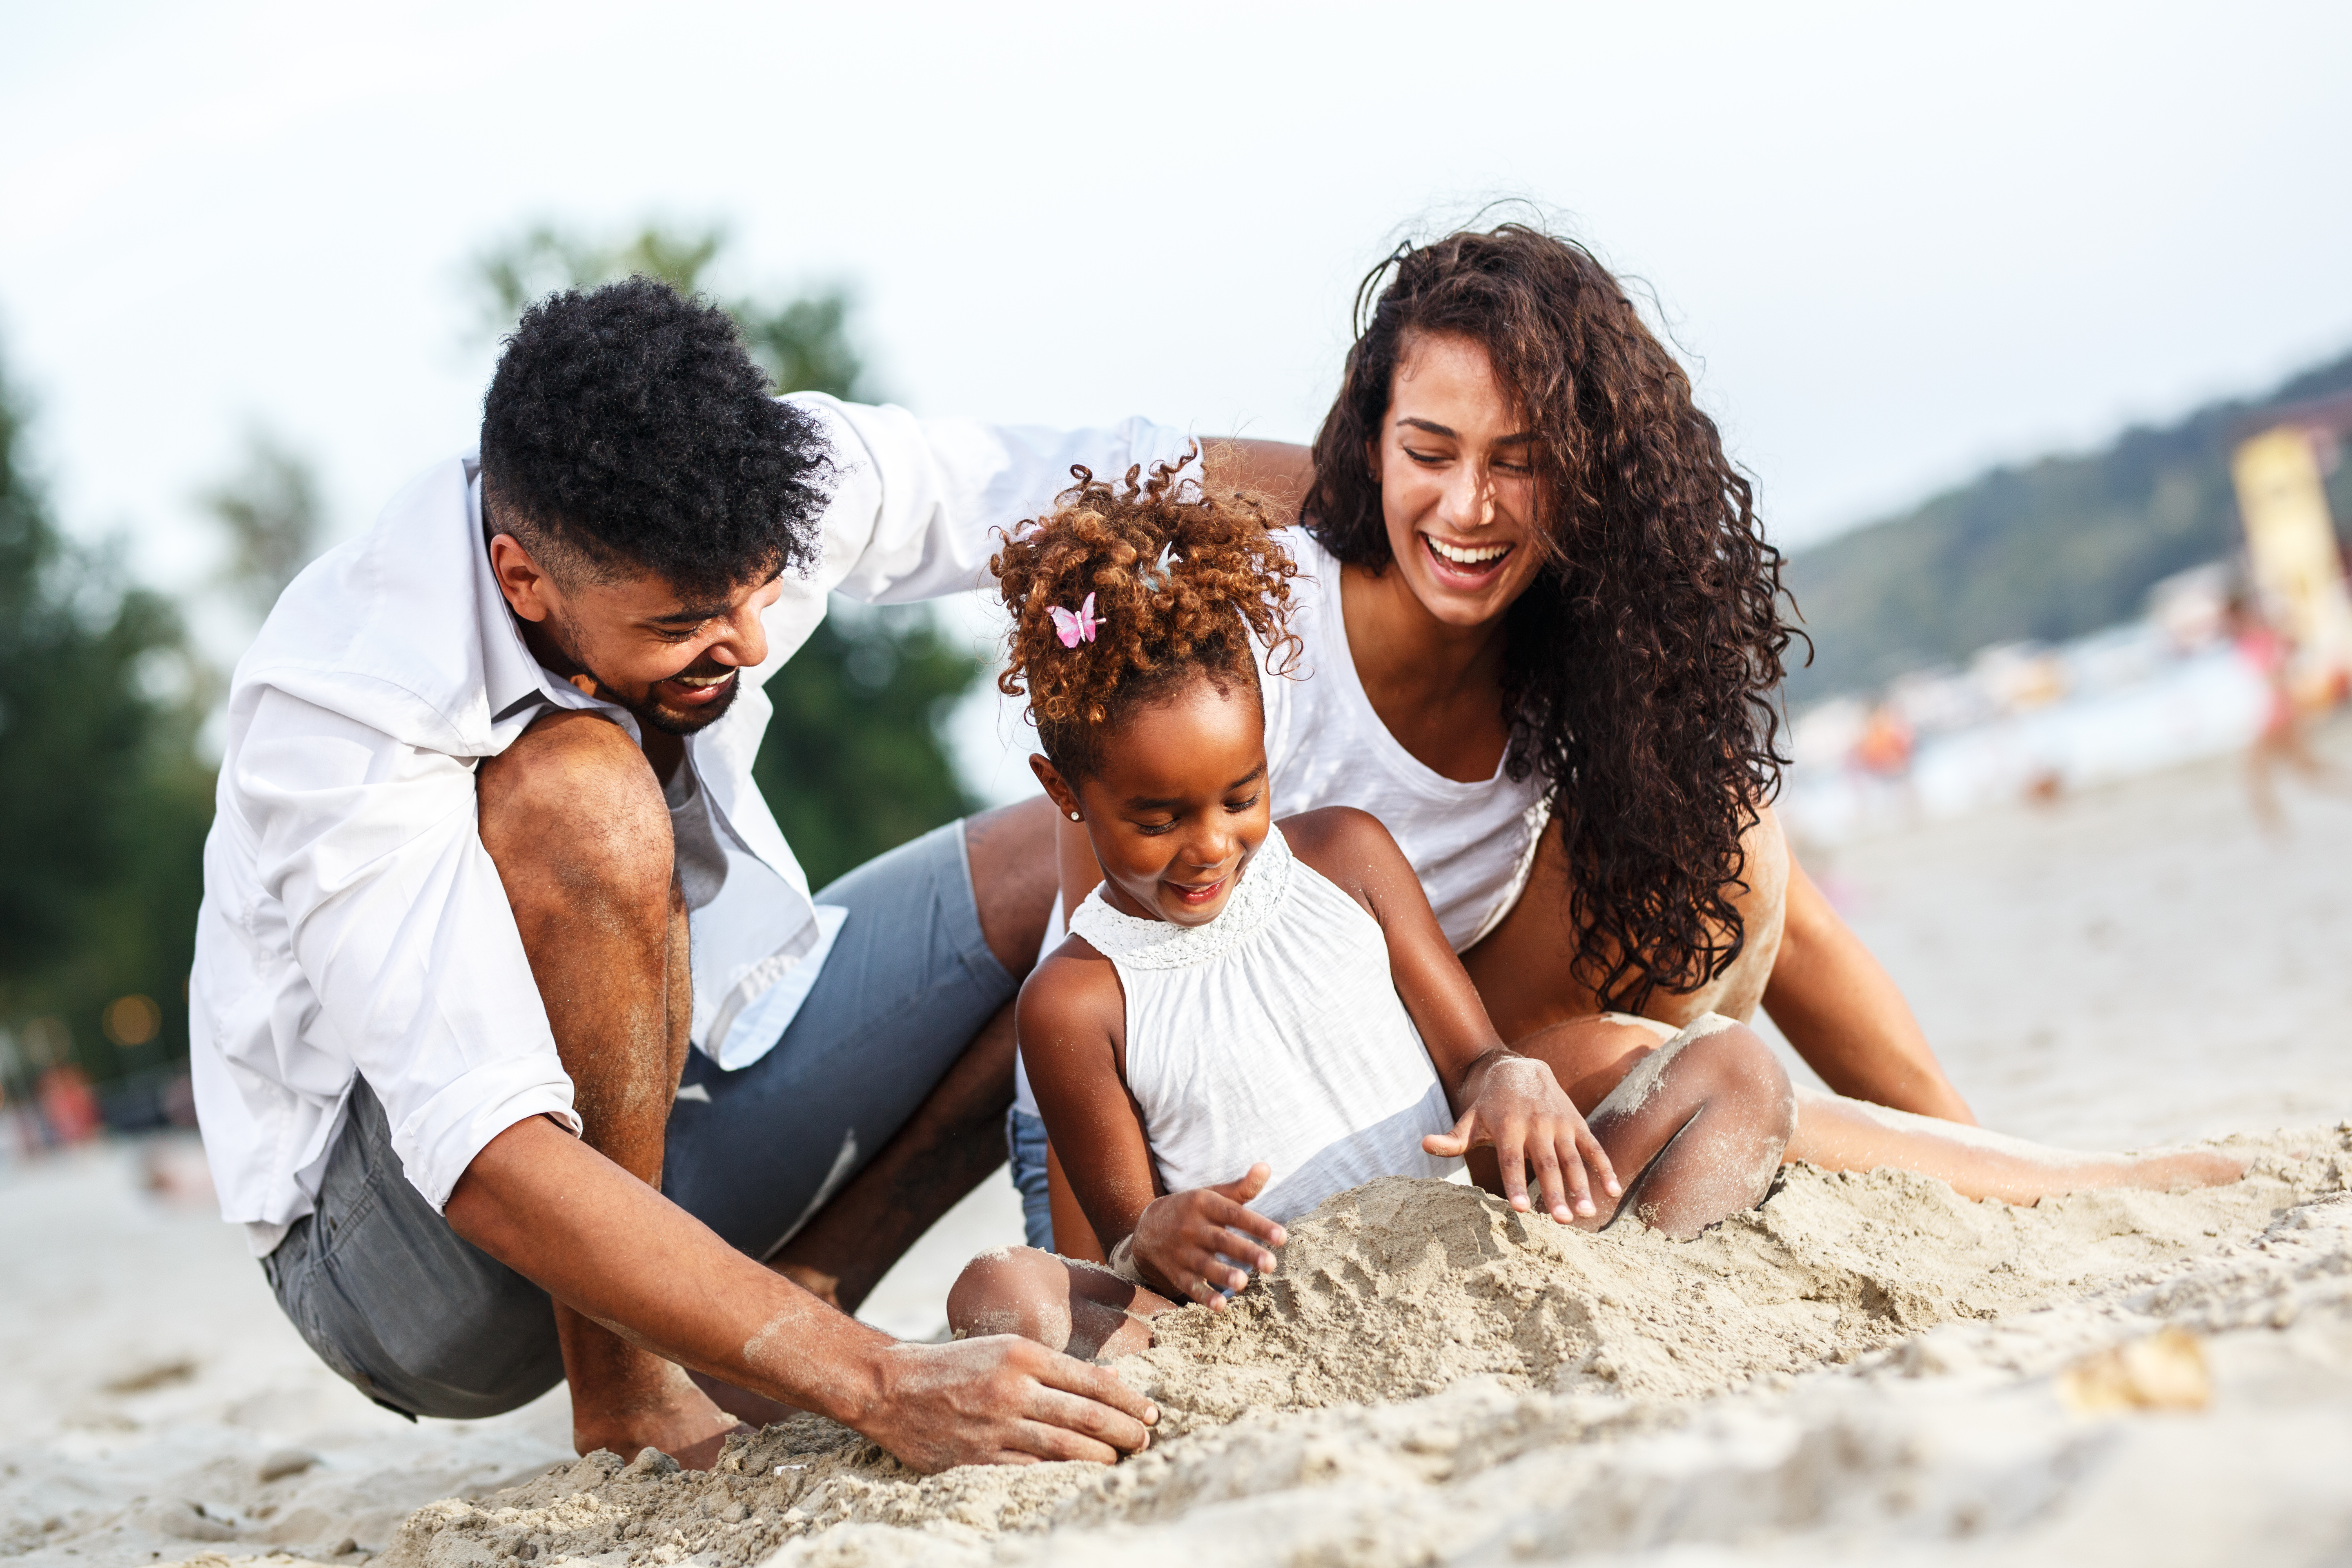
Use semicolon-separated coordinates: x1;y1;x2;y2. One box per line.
1783;347;2352;705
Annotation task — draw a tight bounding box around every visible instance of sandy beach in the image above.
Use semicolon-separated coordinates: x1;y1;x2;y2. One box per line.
9;736;2352;1568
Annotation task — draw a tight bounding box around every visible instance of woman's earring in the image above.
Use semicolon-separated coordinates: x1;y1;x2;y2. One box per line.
1068;811;1081;822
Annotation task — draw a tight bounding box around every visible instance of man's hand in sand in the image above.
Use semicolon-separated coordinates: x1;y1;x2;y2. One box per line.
452;1115;1156;1476
1425;1055;1620;1224
858;1335;1158;1470
1132;1163;1287;1307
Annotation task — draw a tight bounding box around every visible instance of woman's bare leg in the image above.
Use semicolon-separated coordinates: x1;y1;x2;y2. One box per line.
947;1247;1170;1361
1513;1014;2244;1206
1786;1089;2246;1203
1506;1015;1795;1238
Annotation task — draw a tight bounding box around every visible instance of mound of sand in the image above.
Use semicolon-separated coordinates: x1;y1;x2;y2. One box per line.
381;1127;2352;1568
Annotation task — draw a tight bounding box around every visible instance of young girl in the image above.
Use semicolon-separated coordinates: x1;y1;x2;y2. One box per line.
946;457;1798;1360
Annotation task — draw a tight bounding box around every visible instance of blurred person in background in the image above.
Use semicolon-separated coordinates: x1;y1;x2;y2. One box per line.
36;1062;102;1145
2227;586;2352;831
1015;225;2242;1258
190;277;1304;1474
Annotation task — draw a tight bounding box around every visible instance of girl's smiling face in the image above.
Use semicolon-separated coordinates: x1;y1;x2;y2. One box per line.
1032;674;1272;928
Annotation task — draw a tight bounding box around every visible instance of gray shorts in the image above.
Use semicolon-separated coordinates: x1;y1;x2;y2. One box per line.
261;819;1014;1421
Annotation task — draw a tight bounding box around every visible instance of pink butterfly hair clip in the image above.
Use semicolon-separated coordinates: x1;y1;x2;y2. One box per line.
1050;592;1102;648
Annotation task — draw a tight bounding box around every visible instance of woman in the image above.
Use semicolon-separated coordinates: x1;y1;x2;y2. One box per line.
1013;224;2239;1256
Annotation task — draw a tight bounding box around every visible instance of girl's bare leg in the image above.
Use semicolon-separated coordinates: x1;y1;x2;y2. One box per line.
1506;1015;1796;1238
1785;1089;2245;1203
947;1247;1172;1361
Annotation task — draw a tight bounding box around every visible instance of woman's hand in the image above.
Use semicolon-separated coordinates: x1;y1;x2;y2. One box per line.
1129;1163;1287;1309
1424;1054;1620;1223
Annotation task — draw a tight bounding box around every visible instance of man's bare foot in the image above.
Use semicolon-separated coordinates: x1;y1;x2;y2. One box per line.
573;1373;748;1471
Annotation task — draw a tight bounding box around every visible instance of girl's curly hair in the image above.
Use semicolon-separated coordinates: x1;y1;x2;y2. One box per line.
993;449;1300;781
1306;225;1802;1011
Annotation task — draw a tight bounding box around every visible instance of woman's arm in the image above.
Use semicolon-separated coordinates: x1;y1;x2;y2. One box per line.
1284;808;1617;1220
1762;853;1976;1123
1465;805;1974;1125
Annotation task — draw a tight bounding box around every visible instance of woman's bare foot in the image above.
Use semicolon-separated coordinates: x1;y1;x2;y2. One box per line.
2091;1147;2250;1194
1788;1089;2250;1205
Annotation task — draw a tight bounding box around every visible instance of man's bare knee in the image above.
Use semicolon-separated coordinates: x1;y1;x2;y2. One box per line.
479;711;672;910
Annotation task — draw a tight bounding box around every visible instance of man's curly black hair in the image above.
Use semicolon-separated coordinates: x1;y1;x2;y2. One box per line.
479;276;833;597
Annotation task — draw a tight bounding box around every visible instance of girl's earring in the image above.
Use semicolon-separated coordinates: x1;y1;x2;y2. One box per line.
1068;811;1081;822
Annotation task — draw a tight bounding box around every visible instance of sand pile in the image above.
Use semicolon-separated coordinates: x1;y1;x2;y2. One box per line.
380;1126;2351;1568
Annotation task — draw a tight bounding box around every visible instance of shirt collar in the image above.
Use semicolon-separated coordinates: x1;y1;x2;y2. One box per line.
468;466;641;745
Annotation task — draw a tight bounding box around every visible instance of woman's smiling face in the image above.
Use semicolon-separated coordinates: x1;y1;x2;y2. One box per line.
1370;332;1549;630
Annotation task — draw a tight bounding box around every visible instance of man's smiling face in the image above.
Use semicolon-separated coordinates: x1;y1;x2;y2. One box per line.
486;529;784;736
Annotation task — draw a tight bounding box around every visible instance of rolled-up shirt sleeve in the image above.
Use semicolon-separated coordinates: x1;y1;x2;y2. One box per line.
790;394;1196;606
240;686;578;1212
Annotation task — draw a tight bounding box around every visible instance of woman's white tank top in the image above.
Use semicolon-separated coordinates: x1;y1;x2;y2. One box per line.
1064;822;1461;1225
1260;530;1550;952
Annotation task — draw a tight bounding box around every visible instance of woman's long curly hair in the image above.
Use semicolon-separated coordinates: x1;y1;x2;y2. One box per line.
993;450;1301;781
1305;225;1801;1011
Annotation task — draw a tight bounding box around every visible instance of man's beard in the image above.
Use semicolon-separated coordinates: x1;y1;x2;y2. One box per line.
542;610;741;736
633;671;740;735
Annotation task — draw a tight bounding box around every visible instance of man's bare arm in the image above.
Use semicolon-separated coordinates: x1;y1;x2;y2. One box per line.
446;1116;1156;1472
1203;439;1312;522
1762;854;1975;1123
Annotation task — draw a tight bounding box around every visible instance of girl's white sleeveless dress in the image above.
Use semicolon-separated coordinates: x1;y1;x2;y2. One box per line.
1062;822;1461;1226
1010;530;1551;1128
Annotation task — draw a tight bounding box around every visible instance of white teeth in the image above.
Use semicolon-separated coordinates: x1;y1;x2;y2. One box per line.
1426;537;1508;566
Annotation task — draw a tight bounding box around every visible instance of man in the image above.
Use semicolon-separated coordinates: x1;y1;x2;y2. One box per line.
191;278;1298;1470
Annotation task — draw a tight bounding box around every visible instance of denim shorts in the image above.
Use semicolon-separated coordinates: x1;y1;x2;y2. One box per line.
1005;1106;1054;1251
261;818;1015;1420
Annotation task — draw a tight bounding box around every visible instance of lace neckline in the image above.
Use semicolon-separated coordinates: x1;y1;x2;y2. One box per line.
1068;824;1295;970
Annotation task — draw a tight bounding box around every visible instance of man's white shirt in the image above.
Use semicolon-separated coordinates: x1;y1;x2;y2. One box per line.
190;394;1189;1254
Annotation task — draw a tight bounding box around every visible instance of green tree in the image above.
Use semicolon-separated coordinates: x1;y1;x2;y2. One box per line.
0;353;214;1093
755;607;986;890
204;430;326;619
470;221;982;885
473;223;865;401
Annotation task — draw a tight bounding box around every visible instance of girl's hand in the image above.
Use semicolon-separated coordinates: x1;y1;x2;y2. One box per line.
1424;1055;1621;1223
1131;1163;1287;1308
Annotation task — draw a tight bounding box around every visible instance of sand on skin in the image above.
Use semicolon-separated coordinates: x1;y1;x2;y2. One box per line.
14;735;2352;1568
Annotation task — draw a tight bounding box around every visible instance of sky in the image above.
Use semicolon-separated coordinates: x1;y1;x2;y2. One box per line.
3;2;2347;670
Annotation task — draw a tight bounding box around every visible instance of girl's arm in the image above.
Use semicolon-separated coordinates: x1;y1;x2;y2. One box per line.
1282;807;1620;1222
1019;948;1283;1305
